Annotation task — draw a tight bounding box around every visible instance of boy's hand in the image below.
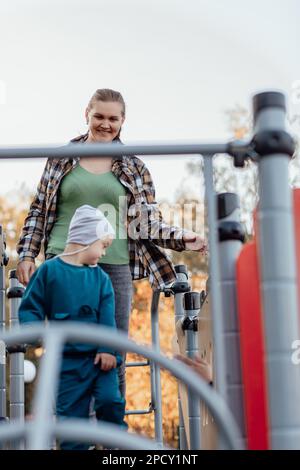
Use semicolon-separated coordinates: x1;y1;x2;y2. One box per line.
94;353;117;371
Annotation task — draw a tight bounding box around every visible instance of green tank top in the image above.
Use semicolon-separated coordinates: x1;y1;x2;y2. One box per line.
46;164;129;264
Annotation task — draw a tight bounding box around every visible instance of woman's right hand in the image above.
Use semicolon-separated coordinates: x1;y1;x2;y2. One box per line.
16;261;36;286
175;354;213;383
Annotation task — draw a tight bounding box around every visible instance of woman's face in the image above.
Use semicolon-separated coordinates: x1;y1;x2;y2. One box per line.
85;100;125;142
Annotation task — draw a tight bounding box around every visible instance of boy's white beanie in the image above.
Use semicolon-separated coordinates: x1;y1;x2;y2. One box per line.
66;205;115;245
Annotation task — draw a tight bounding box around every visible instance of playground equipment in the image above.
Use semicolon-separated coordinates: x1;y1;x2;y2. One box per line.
174;192;246;450
0;324;241;450
0;90;299;449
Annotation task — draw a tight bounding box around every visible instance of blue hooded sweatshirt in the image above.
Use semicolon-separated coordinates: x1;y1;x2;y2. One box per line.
18;257;121;363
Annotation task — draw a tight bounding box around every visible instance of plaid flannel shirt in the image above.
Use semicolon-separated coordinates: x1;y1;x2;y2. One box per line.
16;134;187;289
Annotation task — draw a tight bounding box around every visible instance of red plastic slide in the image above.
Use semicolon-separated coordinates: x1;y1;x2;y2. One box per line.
236;188;300;449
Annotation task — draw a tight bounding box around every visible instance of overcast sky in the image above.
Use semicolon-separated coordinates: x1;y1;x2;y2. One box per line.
0;0;299;202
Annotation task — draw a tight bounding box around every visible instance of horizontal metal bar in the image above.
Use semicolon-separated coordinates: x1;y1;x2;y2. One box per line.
125;361;150;367
125;409;153;416
0;141;230;160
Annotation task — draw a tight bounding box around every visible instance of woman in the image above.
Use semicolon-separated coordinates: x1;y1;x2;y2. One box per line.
16;88;207;395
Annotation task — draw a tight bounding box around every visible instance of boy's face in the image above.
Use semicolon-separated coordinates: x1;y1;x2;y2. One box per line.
82;237;113;265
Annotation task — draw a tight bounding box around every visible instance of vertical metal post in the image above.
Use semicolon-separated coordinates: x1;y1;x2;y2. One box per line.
203;155;227;401
0;226;7;333
7;270;25;449
0;340;6;422
0;226;8;444
182;291;201;449
173;265;190;449
150;289;163;446
253;91;300;449
217;193;246;447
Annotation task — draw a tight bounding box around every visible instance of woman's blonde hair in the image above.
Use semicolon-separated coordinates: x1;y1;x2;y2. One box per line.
87;88;126;118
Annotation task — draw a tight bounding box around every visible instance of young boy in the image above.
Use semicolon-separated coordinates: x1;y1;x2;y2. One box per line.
18;204;127;450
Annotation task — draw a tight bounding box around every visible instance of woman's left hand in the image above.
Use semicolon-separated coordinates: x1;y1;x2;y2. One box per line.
183;231;208;255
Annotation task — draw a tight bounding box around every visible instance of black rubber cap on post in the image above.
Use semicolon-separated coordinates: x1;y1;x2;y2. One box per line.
7;286;25;299
253;91;286;122
217;193;239;220
218;221;245;243
175;265;188;276
183;291;201;311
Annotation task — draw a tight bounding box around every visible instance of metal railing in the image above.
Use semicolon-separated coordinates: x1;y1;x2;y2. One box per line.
0;323;242;449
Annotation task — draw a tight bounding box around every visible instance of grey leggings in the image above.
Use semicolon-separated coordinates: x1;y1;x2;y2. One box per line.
98;263;133;397
45;254;133;397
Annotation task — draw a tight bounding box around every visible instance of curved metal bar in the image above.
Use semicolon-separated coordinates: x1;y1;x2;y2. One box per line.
0;324;243;449
27;331;64;449
0;420;166;450
54;420;168;450
0;421;24;443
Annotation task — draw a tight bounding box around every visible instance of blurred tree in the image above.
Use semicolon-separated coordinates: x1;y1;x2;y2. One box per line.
0;183;42;270
176;105;300;237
